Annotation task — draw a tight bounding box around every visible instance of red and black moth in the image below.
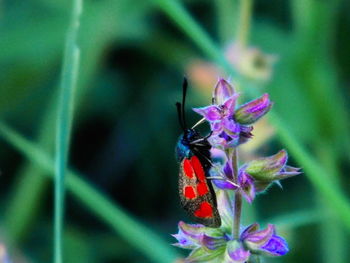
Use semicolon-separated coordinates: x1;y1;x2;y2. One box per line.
175;78;221;228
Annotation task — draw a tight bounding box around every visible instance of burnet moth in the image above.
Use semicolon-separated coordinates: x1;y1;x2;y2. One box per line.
175;78;221;228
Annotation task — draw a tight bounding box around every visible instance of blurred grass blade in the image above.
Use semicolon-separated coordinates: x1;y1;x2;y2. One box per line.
152;0;350;232
0;121;180;263
236;0;252;46
152;0;235;75
266;210;325;229
215;0;237;45
4;97;57;243
269;113;350;229
55;0;82;262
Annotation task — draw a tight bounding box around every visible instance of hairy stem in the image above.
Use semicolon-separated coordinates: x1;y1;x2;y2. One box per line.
232;148;242;239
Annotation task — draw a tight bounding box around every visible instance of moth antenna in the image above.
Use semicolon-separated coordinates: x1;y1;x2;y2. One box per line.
182;77;188;129
176;102;185;131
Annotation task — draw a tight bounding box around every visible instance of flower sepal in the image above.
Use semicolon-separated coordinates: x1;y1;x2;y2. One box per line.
172;221;225;249
244;150;301;187
225;240;250;263
185;246;226;263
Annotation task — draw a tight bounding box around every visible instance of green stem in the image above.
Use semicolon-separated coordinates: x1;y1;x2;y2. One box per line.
231;148;242;239
215;0;237;44
236;0;253;46
54;0;82;262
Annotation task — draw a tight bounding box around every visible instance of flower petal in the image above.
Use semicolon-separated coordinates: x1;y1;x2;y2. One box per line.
243;224;275;249
213;79;235;105
213;180;238;190
211;121;224;134
238;125;254;145
238;170;256;203
274;165;302;180
240;223;259;240
235;94;272;125
223;93;240;117
260;235;289;257
172;222;204;249
193;105;222;121
172;231;198;249
223;161;234;180
222;118;240;135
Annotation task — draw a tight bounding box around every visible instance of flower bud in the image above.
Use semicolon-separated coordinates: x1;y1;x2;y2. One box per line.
225;43;277;81
259;235;289;256
235;94;272;125
213;78;235;105
244;150;288;181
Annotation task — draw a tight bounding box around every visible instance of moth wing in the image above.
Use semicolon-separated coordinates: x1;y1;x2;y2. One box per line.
179;156;221;227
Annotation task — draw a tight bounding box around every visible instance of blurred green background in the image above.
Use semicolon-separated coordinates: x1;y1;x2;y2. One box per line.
0;0;349;262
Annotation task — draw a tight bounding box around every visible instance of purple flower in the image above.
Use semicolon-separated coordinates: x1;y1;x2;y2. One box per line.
225;223;288;262
172;201;289;262
212;162;255;203
193;79;242;148
212;161;238;190
193;78;271;149
241;223;289;257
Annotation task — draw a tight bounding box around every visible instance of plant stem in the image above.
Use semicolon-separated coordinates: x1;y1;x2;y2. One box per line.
232;148;242;239
236;0;253;47
54;0;82;262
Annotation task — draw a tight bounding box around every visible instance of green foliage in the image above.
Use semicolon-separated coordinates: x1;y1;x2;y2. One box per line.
0;0;349;262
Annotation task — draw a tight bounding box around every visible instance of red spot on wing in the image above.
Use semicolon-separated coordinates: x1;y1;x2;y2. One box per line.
194;202;213;218
191;156;205;181
184;186;196;199
197;182;209;196
183;159;194;178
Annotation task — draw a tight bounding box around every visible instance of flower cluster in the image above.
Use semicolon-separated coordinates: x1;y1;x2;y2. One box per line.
173;79;300;263
193;79;272;149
